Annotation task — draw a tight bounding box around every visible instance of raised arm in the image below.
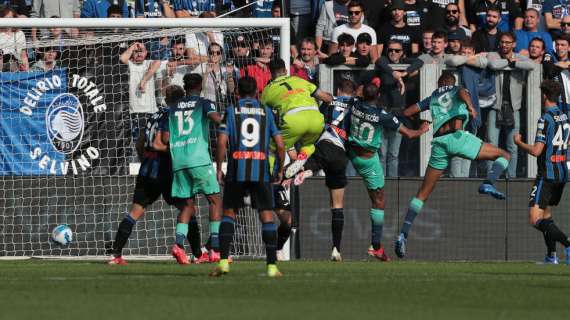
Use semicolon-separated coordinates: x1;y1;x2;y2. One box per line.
399;121;430;139
314;89;334;104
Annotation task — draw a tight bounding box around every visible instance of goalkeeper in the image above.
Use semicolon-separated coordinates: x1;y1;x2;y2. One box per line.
261;58;333;179
108;85;202;265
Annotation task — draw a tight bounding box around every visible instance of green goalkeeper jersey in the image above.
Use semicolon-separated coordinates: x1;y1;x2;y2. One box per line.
349;101;401;152
417;86;469;133
261;75;319;117
165;95;217;171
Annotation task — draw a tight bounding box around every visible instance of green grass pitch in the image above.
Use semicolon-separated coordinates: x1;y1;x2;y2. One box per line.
1;260;569;320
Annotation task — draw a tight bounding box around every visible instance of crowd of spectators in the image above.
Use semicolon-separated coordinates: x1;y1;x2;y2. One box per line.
3;0;570;178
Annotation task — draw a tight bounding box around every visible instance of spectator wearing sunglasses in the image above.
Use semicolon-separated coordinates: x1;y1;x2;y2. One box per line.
375;39;423;177
193;42;236;105
329;0;378;62
443;3;471;39
558;15;570;37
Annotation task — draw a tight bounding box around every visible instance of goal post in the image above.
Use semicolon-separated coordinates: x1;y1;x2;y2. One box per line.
0;18;290;259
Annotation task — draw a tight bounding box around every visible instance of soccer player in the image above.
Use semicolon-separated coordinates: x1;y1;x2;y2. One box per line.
292;79;358;261
210;76;286;277
261;58;334;179
349;84;429;260
514;80;570;265
161;74;223;264
108;85;200;265
394;72;511;258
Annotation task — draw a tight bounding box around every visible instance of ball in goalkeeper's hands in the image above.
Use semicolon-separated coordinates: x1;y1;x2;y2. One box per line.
52;224;73;246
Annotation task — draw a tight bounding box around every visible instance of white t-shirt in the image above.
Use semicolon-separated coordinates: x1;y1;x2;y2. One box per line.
331;23;377;45
185;32;224;56
0;30;26;59
128;60;158;114
156;60;195;88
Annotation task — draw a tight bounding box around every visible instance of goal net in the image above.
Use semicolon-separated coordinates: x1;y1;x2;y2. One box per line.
0;18;290;259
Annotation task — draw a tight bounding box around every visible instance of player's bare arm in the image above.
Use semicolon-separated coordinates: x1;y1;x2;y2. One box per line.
313;89;333;104
152;131;169;152
208;111;222;125
401;103;421;118
458;88;477;119
514;133;545;157
216;132;228;185
398;121;430;139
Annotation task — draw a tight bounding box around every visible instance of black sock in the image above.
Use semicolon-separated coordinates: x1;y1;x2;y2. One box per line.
547;221;570;247
187;216;202;257
262;222;278;264
331;208;344;250
113;215;136;257
219;216;235;260
277;223;291;250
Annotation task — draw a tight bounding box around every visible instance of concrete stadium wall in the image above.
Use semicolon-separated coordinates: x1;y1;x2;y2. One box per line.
298;177;570;261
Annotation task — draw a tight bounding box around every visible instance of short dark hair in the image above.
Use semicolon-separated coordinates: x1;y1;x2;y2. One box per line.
338;79;356;95
529;37;545;50
462;39;475;49
347;0;364;11
438;71;456;86
300;37;317;49
432;31;448;42
183;73;203;93
362;83;379;102
269;58;287;77
387;39;403;48
338;33;356;46
165;85;186;105
107;5;123;17
556;34;570;44
238;76;257;97
499;31;516;42
486;4;501;14
540;80;562;102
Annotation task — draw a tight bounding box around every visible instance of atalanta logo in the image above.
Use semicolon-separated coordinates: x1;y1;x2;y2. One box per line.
46;93;84;154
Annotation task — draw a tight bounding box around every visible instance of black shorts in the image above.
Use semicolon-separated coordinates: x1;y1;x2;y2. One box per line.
529;178;565;209
132;175;176;207
223;181;274;211
304;140;348;189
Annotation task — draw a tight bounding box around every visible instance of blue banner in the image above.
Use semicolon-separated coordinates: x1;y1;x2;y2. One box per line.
0;70;68;175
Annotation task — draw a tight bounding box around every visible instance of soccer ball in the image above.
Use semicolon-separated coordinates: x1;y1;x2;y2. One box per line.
52;224;73;246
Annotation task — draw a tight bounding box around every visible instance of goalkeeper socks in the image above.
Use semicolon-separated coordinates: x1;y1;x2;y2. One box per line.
277;223;292;250
262;222;278;264
175;223;188;248
187;216;202;257
331;208;344;250
370;209;384;250
486;157;509;184
114;214;137;256
219;216;235;260
401;197;424;237
209;221;221;251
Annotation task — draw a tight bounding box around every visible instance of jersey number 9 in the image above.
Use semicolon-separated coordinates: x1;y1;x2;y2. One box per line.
241;118;260;147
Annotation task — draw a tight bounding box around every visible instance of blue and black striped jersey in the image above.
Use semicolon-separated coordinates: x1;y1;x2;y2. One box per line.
218;98;280;183
318;96;356;150
139;107;172;180
535;106;569;182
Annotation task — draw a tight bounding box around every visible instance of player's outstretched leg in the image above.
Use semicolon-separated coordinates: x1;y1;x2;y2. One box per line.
476;143;510;200
396;167;444;258
531;207;570;265
209;215;235;276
